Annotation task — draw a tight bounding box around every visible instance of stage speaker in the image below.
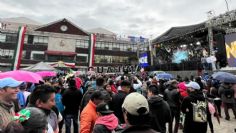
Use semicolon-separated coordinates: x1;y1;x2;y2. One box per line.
214;33;227;67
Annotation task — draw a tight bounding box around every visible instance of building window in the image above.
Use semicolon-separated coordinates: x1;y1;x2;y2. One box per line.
31;51;44;60
76;39;89;48
76;55;87;63
0;33;6;42
0;49;14;59
5;33;17;43
33;36;48;44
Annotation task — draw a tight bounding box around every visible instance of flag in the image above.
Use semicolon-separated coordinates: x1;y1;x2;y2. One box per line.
88;34;96;67
12;26;26;70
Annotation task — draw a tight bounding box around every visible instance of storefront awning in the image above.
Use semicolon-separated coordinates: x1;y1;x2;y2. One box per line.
45;50;77;56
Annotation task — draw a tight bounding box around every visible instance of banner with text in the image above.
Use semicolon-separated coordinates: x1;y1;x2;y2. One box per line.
225;33;236;67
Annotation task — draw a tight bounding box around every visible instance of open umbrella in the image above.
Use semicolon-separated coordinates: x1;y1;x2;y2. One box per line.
0;70;43;83
156;72;173;80
35;71;57;77
212;72;236;83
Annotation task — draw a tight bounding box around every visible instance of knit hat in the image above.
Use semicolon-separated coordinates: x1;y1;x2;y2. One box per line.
122;92;149;116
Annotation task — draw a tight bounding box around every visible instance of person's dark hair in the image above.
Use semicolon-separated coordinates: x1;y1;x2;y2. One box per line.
29;85;56;105
120;80;131;87
4;121;24;133
68;78;77;90
126;112;150;126
96;77;104;86
90;90;105;101
120;76;125;81
147;85;159;95
108;80;114;85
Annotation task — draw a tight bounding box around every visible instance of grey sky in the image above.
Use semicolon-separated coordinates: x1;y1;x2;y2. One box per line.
0;0;235;38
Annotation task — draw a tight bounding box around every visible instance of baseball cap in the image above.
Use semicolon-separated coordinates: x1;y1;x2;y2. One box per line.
0;78;23;89
122;92;149;116
96;102;113;115
185;81;200;90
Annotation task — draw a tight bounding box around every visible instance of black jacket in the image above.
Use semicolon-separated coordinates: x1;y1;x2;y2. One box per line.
148;95;172;133
62;87;83;115
93;124;111;133
164;86;181;108
181;91;210;133
120;125;158;133
111;90;127;124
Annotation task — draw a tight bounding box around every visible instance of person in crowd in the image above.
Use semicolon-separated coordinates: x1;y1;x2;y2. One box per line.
5;107;48;133
108;80;118;94
96;77;105;90
93;102;118;133
104;84;115;98
181;82;210;133
218;82;236;120
55;86;64;133
147;85;172;133
0;78;22;131
28;84;58;133
121;92;158;133
164;80;181;133
111;80;131;124
132;76;142;93
62;79;83;133
80;90;106;133
17;82;30;109
195;76;205;91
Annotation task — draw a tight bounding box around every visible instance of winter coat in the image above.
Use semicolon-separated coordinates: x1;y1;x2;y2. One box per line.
93;114;118;133
181;91;210;133
148;95;172;133
111;90;128;124
80;100;98;133
0;101;15;130
218;85;235;103
62;87;83;115
120;125;158;133
164;86;181;108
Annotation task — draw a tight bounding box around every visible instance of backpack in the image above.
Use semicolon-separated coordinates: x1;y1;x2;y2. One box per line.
224;88;233;99
192;100;207;123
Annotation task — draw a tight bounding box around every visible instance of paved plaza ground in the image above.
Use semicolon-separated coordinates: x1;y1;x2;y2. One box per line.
207;111;236;133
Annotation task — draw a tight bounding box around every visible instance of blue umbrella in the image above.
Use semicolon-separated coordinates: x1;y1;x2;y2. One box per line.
156;73;173;80
212;72;236;83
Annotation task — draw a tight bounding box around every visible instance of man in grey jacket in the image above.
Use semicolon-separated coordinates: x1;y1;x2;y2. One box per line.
218;82;236;120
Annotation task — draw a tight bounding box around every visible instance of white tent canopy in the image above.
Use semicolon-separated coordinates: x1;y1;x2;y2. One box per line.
22;62;56;71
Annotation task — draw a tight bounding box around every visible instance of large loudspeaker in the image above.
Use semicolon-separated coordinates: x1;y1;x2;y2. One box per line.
214;33;227;67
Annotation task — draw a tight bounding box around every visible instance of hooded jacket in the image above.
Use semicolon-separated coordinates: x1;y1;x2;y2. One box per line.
181;91;210;133
93;114;118;133
80;100;98;133
148;95;172;133
164;85;181;108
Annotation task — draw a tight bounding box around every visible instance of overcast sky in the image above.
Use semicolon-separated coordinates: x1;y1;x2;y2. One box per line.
0;0;235;38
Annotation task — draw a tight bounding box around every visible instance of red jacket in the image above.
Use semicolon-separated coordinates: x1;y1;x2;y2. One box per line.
80;100;98;133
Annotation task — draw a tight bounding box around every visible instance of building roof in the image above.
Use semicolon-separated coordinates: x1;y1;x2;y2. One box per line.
0;17;41;25
152;22;206;44
35;18;89;36
88;27;116;35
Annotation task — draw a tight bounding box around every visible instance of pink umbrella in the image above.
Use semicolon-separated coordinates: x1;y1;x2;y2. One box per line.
0;70;43;83
36;71;57;77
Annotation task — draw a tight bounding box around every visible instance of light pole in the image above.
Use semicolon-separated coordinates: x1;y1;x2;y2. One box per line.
224;0;230;12
207;11;217;71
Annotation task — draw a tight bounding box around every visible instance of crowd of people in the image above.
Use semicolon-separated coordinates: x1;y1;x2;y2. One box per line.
0;71;235;133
